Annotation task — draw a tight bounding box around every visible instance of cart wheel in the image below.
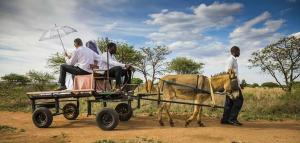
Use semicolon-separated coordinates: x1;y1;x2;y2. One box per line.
32;107;53;128
115;103;133;121
63;103;79;120
96;108;119;131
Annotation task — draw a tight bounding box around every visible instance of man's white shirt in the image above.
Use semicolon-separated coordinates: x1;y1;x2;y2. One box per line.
226;55;240;85
99;52;126;70
65;46;101;73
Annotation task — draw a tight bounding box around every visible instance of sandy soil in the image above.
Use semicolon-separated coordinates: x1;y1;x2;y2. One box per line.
0;111;299;143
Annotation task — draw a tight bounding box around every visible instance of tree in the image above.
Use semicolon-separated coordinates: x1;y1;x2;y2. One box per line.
249;36;300;91
250;83;260;88
27;70;55;90
139;46;171;90
115;43;141;65
241;79;248;88
47;52;65;73
1;73;30;85
167;57;204;74
134;51;149;91
97;37;110;53
131;78;143;85
97;38;141;65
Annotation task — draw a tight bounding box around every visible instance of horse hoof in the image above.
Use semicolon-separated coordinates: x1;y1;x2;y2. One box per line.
184;122;190;127
159;121;164;126
170;121;175;127
198;122;205;127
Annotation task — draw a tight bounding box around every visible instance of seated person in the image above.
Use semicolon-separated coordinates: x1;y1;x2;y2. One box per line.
56;38;102;90
99;42;133;90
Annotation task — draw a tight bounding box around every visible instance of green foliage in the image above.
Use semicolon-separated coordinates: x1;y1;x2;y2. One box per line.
1;73;30;85
0;81;56;112
261;82;279;88
26;70;55;91
0;125;17;133
132;78;143;85
292;81;300;88
248;36;300;91
97;38;143;65
168;57;204;74
97;37;111;53
249;83;260;87
94;137;163;143
47;52;65;73
240;79;247;87
94;140;115;143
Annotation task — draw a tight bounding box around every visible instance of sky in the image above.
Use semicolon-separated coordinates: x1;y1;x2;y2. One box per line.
0;0;299;84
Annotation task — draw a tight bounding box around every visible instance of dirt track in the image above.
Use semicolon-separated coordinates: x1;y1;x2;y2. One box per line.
0;111;300;143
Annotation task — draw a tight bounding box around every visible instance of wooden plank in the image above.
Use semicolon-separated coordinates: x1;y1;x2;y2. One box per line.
26;90;72;95
27;89;94;95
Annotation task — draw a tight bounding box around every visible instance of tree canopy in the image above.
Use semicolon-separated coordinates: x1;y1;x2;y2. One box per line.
1;73;30;85
248;36;300;91
167;57;204;74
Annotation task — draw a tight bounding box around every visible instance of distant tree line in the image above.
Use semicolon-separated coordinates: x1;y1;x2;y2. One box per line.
1;70;55;90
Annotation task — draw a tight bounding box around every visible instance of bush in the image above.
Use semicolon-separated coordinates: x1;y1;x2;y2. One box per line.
261;82;279;88
27;70;55;91
1;73;31;85
132;78;143;85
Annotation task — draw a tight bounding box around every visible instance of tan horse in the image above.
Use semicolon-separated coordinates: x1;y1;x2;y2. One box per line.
157;69;239;127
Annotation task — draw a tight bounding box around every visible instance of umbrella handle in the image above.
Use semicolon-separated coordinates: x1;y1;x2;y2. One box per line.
56;27;67;53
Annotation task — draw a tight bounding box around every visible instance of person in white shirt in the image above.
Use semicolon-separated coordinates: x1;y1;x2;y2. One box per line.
57;38;101;90
100;42;133;90
221;46;244;126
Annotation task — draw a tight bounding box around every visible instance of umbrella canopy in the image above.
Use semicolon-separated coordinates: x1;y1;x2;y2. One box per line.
39;24;77;53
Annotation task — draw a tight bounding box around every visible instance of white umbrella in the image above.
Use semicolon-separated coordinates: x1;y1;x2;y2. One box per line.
39;24;77;53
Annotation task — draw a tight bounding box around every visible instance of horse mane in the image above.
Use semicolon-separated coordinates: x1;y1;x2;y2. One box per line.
212;71;228;77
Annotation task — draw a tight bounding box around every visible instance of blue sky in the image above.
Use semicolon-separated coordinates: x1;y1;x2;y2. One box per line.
0;0;299;84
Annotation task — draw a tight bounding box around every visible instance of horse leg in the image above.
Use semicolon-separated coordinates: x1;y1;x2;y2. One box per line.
185;97;200;127
157;103;166;126
165;102;174;127
197;106;205;127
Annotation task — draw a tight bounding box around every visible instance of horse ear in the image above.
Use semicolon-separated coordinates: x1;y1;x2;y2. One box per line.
227;68;235;77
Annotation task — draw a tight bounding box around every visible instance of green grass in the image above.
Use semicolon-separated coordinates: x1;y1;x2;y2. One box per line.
94;137;163;143
240;87;300;121
0;82;57;112
0;124;26;134
0;125;17;133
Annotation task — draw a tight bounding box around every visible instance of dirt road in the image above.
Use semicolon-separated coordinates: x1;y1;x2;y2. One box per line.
0;111;299;143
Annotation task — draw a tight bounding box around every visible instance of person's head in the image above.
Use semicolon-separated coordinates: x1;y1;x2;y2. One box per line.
74;38;83;48
230;46;240;57
107;42;117;54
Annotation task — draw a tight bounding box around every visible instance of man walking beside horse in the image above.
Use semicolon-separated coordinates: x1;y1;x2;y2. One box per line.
221;46;244;126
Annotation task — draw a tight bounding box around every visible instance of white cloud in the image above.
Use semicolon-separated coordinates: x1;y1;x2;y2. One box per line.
0;0;100;76
168;41;198;50
291;32;300;38
103;22;118;31
230;11;284;52
146;2;243;44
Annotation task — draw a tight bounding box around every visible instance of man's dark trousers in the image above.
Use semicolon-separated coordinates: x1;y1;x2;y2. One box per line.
221;89;244;122
106;66;132;87
58;64;90;87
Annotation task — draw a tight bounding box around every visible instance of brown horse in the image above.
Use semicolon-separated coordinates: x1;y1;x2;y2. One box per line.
157;69;239;127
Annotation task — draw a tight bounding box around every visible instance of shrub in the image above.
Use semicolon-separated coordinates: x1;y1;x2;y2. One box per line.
261;82;279;88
